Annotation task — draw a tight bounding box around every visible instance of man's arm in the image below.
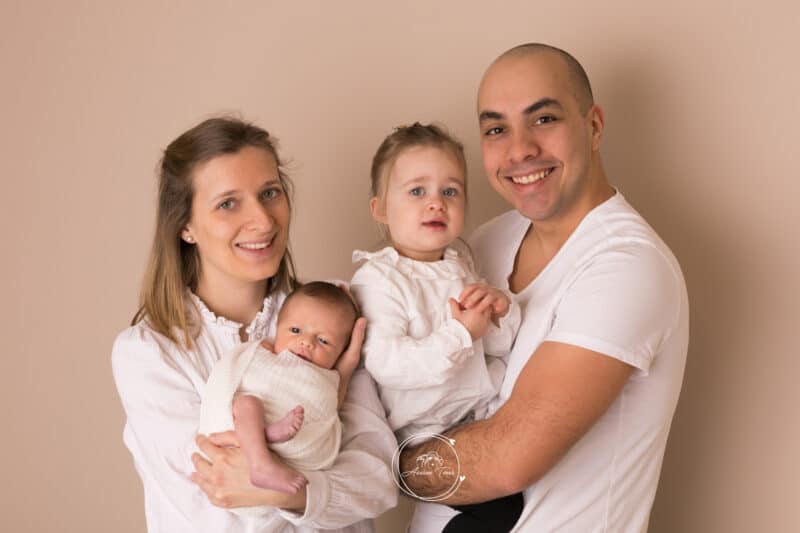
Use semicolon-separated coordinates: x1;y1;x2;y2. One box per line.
399;340;633;504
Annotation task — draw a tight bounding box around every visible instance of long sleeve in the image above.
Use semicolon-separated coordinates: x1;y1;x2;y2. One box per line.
278;370;398;528
114;317;397;532
350;264;474;391
111;328;271;533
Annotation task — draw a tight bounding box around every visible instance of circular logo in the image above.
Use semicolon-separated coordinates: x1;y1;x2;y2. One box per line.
391;432;465;501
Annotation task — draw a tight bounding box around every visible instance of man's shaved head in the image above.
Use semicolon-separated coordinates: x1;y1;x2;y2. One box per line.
493;43;594;113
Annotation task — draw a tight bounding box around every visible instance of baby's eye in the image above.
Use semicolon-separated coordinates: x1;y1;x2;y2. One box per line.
318;337;329;345
443;187;459;197
290;327;300;334
410;186;424;196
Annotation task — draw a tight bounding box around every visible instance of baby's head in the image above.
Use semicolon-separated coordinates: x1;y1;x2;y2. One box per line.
369;123;467;262
274;281;359;369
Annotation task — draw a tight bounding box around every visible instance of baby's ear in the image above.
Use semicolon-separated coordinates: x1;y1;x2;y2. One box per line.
369;197;387;224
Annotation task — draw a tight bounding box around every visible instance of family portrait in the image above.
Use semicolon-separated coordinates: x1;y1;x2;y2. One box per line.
3;2;797;532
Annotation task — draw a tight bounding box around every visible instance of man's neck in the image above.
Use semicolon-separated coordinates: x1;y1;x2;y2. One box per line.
509;169;614;293
530;178;615;252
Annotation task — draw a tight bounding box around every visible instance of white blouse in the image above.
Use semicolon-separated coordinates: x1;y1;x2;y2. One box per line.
112;291;398;533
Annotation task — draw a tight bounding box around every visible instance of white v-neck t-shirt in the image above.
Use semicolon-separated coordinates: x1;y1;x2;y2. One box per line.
468;192;688;533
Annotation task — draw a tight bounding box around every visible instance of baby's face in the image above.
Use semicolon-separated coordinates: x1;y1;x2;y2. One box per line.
273;294;352;369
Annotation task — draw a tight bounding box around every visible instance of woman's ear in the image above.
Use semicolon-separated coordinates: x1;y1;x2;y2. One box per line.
181;227;195;243
369;197;387;224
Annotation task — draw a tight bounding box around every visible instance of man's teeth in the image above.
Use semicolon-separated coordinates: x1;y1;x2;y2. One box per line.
511;168;551;184
238;241;270;250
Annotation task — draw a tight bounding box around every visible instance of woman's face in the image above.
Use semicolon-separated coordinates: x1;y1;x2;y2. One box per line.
182;146;290;292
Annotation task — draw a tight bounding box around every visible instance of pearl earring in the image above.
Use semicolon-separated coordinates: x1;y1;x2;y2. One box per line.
185;236;194;243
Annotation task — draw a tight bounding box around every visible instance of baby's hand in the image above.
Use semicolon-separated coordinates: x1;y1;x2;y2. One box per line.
459;283;510;322
449;298;492;341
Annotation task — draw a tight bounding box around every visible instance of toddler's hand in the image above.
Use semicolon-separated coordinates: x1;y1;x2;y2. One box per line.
449;298;492;341
459;283;511;322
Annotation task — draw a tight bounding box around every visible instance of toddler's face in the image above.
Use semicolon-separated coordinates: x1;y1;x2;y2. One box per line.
273;294;352;369
371;146;466;262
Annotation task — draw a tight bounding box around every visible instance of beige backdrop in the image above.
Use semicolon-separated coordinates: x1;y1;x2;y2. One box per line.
2;1;798;532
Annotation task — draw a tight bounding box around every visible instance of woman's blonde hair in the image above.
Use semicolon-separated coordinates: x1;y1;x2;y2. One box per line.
132;117;297;348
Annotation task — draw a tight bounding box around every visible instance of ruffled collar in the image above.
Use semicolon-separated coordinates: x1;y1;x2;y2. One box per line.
188;290;276;339
352;246;467;280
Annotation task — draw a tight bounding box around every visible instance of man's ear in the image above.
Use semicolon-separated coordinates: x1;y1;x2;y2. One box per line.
369;197;387;224
589;104;605;152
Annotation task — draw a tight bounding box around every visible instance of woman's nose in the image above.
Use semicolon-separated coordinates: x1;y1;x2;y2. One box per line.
245;201;275;231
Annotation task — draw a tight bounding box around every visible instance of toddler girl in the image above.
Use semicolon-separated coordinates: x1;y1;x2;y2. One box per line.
350;123;522;532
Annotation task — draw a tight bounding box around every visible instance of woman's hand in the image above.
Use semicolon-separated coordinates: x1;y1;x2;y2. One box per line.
336;317;366;378
334;317;366;406
191;432;307;511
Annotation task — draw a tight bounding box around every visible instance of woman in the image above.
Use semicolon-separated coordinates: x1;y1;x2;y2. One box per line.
112;117;398;532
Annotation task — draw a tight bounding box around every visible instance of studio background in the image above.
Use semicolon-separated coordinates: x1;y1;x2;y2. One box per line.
2;1;797;532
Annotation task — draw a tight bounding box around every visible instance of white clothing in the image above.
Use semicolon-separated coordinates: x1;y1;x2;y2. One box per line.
418;192;686;533
350;246;520;443
199;342;342;471
112;291;398;533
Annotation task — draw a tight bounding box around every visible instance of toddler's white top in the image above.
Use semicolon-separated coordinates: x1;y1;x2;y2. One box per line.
350;246;520;442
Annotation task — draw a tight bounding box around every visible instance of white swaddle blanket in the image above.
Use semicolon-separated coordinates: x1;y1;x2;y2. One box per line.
199;340;342;473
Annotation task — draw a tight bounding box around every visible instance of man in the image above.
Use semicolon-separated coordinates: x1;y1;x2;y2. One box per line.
400;43;689;532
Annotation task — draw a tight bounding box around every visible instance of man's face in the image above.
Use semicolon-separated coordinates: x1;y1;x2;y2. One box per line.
477;52;603;224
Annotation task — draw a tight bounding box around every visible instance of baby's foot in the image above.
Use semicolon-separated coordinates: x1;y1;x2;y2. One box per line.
250;458;308;494
265;405;304;443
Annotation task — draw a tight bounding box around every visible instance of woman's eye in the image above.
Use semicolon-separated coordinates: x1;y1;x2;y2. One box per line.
262;187;281;200
410;187;424;196
443;187;459;197
218;199;235;210
290;327;300;334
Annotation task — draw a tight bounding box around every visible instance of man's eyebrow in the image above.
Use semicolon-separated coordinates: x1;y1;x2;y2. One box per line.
478;110;504;123
524;98;563;115
479;98;563;124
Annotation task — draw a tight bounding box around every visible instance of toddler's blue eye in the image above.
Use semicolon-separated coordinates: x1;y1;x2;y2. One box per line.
410;187;424;196
443;188;459;197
